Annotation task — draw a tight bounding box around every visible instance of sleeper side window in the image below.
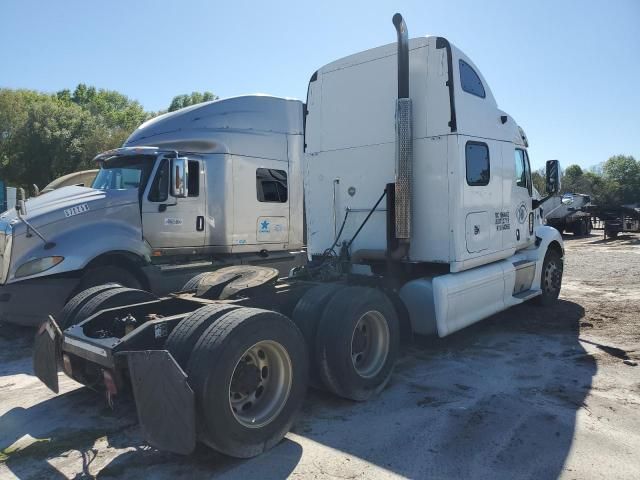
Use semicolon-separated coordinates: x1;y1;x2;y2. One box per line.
187;160;199;197
257;168;288;203
514;149;527;189
148;159;169;202
465;142;490;186
459;59;486;98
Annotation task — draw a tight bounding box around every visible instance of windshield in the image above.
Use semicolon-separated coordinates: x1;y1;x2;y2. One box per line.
92;155;155;192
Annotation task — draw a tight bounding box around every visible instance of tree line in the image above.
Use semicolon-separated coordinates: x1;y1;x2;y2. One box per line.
0;86;217;190
532;155;639;207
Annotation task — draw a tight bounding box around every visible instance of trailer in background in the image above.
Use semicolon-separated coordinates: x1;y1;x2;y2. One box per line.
544;193;592;236
588;204;640;239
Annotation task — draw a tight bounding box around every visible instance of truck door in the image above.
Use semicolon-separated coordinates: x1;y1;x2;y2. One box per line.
461;139;502;255
141;157;207;249
512;148;534;250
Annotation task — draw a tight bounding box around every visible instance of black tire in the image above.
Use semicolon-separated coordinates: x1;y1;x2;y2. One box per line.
181;272;211;292
187;308;308;458
576;219;587;236
165;304;239;368
586;220;593;235
534;249;563;306
315;286;400;401
78;265;142;291
72;287;157;327
292;283;340;386
58;283;122;329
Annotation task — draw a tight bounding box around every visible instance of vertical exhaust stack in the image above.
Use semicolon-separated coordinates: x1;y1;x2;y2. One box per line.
391;13;413;259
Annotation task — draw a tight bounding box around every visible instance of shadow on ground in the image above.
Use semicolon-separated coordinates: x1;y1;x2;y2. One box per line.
288;299;595;479
0;322;35;376
0;300;594;479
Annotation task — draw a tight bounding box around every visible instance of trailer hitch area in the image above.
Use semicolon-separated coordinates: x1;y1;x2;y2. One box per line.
122;350;196;455
33;316;62;394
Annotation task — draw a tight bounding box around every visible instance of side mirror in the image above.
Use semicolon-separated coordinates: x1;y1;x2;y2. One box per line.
170;157;189;198
545;159;561;195
16;187;27;215
32;184;40;197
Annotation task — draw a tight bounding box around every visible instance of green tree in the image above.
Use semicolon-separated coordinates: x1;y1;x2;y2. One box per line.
562;164;583;192
168;91;218;112
0;86;154;189
532;168;546;195
602;155;640;204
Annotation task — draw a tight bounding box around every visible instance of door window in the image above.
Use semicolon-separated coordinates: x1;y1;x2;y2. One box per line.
514;149;532;195
148;159;169;202
256;168;288;203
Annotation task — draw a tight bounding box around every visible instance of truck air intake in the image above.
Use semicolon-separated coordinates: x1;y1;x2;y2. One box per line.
392;13;413;250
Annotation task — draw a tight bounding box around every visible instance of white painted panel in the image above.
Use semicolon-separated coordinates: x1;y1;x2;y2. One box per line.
433;260;507;337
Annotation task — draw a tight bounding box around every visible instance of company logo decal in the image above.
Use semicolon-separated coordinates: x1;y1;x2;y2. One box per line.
164;218;183;226
516;202;528;224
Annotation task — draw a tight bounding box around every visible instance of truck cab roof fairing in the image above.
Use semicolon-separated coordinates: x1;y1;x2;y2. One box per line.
124;95;304;155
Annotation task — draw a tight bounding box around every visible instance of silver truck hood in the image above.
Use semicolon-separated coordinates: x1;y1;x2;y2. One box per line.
0;186;139;230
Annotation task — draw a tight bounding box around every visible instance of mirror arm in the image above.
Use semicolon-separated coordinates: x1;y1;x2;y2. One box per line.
532;194;556;210
16;211;56;250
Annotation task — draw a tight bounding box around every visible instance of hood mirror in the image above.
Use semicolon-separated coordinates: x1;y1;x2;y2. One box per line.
170;157;189;198
16;188;27;215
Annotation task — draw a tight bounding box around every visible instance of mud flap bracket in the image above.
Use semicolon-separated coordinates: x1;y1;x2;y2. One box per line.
33;316;62;393
124;350;196;455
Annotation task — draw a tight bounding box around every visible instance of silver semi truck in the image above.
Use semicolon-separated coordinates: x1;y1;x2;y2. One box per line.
0;96;304;326
34;14;564;459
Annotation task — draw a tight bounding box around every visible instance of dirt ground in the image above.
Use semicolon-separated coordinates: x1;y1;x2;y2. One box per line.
1;232;639;479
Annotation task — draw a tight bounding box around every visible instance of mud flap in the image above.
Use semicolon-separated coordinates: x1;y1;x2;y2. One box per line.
33;316;62;393
125;350;196;455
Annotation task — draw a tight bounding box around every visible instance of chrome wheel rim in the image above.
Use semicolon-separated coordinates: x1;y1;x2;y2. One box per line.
350;310;390;378
229;340;292;428
543;259;562;294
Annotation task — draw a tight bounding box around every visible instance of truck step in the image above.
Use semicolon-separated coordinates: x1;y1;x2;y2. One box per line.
513;289;541;301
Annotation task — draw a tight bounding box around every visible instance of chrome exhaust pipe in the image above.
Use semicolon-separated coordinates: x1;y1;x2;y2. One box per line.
392;13;409;99
391;13;412;257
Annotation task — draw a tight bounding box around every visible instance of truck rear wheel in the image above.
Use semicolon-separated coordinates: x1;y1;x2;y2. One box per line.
58;283;122;329
187;308;308;458
315;287;400;401
292;283;340;386
535;249;563;306
71;287;157;327
165;304;239;368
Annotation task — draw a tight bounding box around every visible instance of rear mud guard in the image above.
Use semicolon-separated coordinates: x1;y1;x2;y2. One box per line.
124;350;196;455
33;316;62;393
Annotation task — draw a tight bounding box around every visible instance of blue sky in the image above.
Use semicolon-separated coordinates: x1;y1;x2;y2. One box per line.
1;0;638;170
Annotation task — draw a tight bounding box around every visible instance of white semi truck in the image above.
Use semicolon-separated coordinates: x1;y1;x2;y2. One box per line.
0;96;304;326
34;14;564;459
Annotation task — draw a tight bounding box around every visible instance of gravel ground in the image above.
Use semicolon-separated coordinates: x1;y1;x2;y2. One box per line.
0;232;639;479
